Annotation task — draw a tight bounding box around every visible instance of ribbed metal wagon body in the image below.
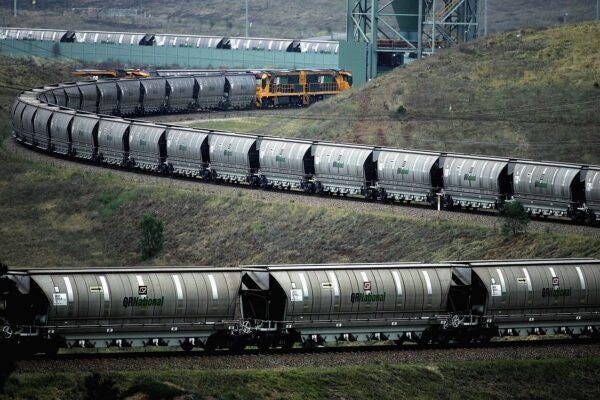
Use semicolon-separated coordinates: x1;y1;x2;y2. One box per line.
13;266;243;347
312;143;377;195
512;160;583;216
258;137;314;188
165;127;210;176
97;117;131;165
128;122;168;171
441;154;511;209
376;148;441;202
469;259;600;336
208;131;260;182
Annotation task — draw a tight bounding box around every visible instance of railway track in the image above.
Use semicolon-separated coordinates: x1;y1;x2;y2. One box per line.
7;137;600;238
14;338;600;372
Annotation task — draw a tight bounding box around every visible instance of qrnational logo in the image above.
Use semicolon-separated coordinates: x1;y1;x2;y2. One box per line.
122;296;165;308
350;292;385;303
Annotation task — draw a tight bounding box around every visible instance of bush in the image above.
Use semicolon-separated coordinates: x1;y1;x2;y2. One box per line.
140;213;164;260
0;355;15;394
76;373;120;400
500;201;529;236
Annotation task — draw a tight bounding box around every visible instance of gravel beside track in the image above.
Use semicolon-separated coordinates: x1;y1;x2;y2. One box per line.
14;340;600;372
6;138;600;237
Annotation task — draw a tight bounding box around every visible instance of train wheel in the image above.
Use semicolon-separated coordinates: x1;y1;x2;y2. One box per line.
180;341;194;352
281;336;294;350
257;336;271;351
43;341;60;356
229;338;246;354
259;176;269;190
314;182;324;196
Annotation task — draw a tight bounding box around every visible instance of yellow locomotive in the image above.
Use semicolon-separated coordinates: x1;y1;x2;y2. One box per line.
255;69;352;107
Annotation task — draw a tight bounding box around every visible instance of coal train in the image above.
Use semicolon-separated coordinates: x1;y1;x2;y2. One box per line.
1;27;339;54
10;78;600;224
1;259;599;355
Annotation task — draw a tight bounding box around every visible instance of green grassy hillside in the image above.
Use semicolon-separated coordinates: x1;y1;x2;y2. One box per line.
194;22;600;164
0;57;73;143
2;152;599;269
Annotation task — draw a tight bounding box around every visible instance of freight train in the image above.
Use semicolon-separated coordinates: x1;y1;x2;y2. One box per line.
1;259;599;356
0;27;339;54
153;68;353;108
10;78;600;224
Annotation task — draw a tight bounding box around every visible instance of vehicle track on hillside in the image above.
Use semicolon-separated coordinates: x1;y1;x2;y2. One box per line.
14;339;600;372
7;138;600;238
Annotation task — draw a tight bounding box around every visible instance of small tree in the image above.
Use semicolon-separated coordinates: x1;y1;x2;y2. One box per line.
140;213;164;260
500;201;529;236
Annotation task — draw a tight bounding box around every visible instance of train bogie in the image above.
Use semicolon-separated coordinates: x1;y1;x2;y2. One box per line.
228;37;296;52
242;263;477;345
2;28;67;42
299;40;339;54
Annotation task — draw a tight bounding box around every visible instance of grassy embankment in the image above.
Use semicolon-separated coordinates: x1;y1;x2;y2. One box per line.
3;357;600;400
193;22;600;165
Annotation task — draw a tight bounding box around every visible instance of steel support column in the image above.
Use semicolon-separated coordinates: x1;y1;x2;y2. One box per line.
346;1;480;80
